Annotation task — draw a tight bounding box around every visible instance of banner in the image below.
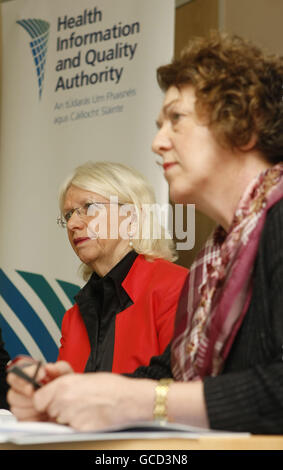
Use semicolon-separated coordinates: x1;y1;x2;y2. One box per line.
0;0;175;361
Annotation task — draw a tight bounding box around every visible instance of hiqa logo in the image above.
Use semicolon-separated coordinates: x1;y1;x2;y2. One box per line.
17;19;50;100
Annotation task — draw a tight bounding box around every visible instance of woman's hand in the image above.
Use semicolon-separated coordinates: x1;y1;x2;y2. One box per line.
8;363;209;431
7;360;74;421
32;373;156;431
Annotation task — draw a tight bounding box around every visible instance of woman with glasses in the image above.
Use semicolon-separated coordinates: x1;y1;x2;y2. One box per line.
55;161;188;374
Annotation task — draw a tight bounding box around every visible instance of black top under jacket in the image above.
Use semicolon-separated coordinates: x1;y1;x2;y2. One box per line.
75;251;138;372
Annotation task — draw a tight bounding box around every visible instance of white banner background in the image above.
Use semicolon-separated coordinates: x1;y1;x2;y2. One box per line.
0;0;174;360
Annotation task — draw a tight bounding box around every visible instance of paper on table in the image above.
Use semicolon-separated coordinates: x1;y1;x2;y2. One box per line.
0;412;74;443
0;409;14;417
0;411;250;445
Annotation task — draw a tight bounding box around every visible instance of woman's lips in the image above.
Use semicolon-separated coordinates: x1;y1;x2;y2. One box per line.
163;162;177;171
74;237;90;246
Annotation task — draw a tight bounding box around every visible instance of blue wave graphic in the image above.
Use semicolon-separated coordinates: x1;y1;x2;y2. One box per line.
0;313;29;357
17;19;50;99
17;271;66;329
0;269;80;362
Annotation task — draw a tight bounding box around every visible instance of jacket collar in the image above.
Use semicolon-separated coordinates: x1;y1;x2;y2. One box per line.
122;254;158;302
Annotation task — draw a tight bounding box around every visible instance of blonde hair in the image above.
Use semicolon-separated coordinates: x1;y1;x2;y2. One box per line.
59;161;177;280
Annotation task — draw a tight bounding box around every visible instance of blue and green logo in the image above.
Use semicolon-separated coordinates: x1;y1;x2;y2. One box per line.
17;19;50;99
0;269;80;362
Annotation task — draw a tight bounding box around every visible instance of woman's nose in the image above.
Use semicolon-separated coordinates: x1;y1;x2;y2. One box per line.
152;126;172;156
67;211;85;231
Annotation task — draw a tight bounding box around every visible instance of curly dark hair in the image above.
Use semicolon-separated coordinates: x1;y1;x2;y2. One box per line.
157;31;283;163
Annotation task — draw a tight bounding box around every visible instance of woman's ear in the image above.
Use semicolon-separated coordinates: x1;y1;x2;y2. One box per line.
128;211;138;235
239;133;258;152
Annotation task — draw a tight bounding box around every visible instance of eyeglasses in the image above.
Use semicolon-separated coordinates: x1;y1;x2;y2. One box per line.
57;201;116;229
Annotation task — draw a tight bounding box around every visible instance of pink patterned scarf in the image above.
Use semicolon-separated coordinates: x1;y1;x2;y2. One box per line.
171;163;283;381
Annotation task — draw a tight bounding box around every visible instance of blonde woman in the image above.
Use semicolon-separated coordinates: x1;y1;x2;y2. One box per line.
56;161;188;373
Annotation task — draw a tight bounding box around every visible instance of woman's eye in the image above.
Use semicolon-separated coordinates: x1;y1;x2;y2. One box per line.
85;202;102;216
170;112;182;124
64;211;72;222
84;203;94;216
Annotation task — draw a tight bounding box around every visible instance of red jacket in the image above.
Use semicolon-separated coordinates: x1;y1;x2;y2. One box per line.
58;255;188;374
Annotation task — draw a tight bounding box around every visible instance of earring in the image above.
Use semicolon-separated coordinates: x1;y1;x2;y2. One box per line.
128;231;134;247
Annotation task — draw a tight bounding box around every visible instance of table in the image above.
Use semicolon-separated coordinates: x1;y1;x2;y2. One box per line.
0;435;282;450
